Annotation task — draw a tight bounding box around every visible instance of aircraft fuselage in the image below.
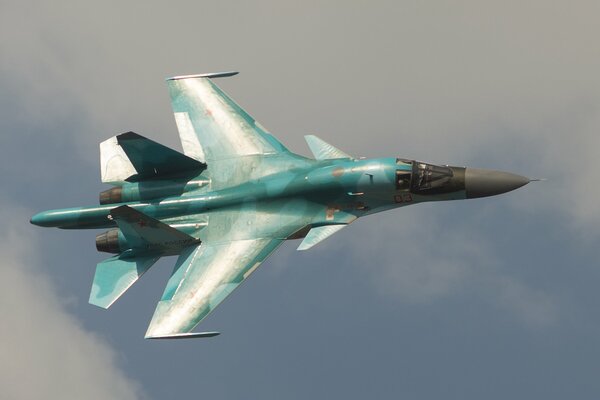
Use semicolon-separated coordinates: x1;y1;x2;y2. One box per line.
31;157;526;231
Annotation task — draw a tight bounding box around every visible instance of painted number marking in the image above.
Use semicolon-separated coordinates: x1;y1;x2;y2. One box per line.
394;194;413;203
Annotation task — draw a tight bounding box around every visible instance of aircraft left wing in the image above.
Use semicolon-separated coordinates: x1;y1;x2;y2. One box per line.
167;72;290;164
144;238;283;339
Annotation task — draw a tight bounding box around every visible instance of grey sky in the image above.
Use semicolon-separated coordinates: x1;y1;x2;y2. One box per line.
1;1;599;399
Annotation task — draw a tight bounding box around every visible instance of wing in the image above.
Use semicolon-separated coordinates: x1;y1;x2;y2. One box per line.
144;199;358;339
167;72;290;164
144;238;283;339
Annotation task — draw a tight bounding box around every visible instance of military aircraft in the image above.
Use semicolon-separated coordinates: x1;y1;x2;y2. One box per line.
31;72;532;339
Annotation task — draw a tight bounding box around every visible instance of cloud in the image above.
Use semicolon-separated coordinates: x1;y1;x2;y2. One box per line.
1;0;597;237
1;0;585;333
341;206;559;327
491;276;558;328
0;205;144;400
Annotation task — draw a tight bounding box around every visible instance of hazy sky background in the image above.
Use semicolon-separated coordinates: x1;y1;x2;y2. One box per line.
1;1;599;399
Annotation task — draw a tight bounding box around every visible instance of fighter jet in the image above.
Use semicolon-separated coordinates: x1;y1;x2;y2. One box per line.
31;72;532;339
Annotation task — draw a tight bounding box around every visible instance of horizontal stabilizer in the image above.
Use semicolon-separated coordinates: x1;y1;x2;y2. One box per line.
110;205;200;255
146;332;220;339
90;254;160;309
116;131;206;181
297;224;347;251
305;135;352;160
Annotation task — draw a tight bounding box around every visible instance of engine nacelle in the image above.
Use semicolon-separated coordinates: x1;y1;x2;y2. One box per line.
95;229;129;254
99;179;209;205
99;187;123;205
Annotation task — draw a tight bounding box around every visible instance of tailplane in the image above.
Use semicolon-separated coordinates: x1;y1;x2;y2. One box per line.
89;254;160;309
90;206;201;308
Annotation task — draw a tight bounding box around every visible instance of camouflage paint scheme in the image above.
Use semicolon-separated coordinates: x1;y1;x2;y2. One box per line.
31;72;531;339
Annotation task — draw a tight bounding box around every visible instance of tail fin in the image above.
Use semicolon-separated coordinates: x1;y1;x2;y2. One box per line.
100;132;206;184
116;132;206;181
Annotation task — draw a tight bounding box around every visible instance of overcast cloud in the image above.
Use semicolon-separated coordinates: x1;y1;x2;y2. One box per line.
0;204;143;399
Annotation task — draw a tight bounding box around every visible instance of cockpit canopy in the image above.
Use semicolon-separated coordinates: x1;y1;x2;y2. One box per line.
396;158;455;194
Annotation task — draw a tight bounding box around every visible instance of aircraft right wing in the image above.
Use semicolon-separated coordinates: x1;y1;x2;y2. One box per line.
144;200;357;339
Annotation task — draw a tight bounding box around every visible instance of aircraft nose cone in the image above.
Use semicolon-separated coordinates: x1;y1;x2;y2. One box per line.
465;168;530;199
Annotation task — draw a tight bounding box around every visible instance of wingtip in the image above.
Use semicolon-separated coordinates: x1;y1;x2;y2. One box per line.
145;332;221;339
166;71;239;81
